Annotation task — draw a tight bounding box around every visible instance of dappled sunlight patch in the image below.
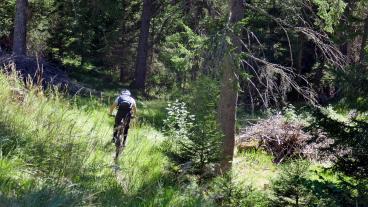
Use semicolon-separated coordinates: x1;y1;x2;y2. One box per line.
116;129;168;193
0;158;35;194
233;150;277;190
129;124;166;143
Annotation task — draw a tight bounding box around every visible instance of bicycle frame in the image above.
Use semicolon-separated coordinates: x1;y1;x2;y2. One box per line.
114;113;130;162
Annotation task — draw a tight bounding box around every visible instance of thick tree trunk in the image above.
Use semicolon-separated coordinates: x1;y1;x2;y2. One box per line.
218;0;245;173
218;55;239;173
134;0;153;91
12;0;28;56
339;0;360;64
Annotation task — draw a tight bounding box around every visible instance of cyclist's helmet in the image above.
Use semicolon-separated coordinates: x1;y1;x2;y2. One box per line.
120;89;131;96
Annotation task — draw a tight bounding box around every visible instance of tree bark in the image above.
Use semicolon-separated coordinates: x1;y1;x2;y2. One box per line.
133;0;153;91
218;0;245;173
296;35;305;74
339;0;360;64
359;16;368;63
12;0;28;56
218;55;239;173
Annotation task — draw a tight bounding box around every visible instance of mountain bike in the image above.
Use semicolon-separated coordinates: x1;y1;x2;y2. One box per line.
113;114;130;163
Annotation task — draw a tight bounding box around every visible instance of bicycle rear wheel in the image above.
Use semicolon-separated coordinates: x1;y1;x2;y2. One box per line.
114;121;126;162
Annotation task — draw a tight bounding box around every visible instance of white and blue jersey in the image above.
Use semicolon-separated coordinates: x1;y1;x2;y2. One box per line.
114;94;136;111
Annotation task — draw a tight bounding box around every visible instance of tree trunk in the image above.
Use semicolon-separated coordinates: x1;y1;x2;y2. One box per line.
12;0;28;56
359;16;368;63
297;35;305;74
218;55;239;173
119;66;125;81
339;0;360;64
218;0;245;173
133;0;153;91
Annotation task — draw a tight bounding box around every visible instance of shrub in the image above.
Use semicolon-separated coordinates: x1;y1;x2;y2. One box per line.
163;100;195;142
163;77;223;178
271;160;337;207
208;174;269;207
162;100;222;177
310;109;368;178
308;108;368;206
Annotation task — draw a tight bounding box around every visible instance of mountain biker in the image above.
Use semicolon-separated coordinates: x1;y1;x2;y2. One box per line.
109;89;137;147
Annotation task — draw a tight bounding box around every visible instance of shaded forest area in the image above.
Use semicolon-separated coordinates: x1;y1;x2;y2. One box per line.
1;0;366;108
1;0;368;206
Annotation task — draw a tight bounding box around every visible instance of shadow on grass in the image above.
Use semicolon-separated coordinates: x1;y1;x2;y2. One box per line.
0;181;87;207
137;100;167;130
303;176;368;206
97;171;204;207
0;121;27;157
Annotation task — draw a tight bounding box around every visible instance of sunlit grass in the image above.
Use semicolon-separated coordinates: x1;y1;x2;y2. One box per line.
0;68;206;206
2;65;360;206
233;150;277;190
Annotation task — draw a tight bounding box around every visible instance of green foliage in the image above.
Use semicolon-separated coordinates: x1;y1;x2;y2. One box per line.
209;174;270;207
334;65;368;111
184;77;220;121
310;108;368;178
312;0;346;33
163;100;222;176
311;168;368;206
163;100;195;141
27;0;55;56
272;160;312;206
159;22;206;89
283;104;301;122
270;158;368;207
271;160;337;207
163;78;223;177
282;104;312;126
0;0;15;37
44;0;142;73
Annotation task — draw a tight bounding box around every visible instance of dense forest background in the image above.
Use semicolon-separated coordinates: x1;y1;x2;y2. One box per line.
1;0;367;109
0;0;368;206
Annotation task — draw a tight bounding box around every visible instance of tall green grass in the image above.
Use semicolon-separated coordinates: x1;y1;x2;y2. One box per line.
0;68;208;206
2;67;360;206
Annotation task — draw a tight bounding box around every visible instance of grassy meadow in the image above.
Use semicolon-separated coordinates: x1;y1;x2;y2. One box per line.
0;68;365;207
0;69;207;206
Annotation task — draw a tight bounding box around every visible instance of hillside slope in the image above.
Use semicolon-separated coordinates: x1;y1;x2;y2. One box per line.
0;69;209;206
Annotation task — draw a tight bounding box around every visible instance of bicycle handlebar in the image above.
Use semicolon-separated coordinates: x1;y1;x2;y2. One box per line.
108;113;136;119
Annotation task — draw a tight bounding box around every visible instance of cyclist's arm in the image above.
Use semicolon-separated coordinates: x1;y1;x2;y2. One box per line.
109;102;118;115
